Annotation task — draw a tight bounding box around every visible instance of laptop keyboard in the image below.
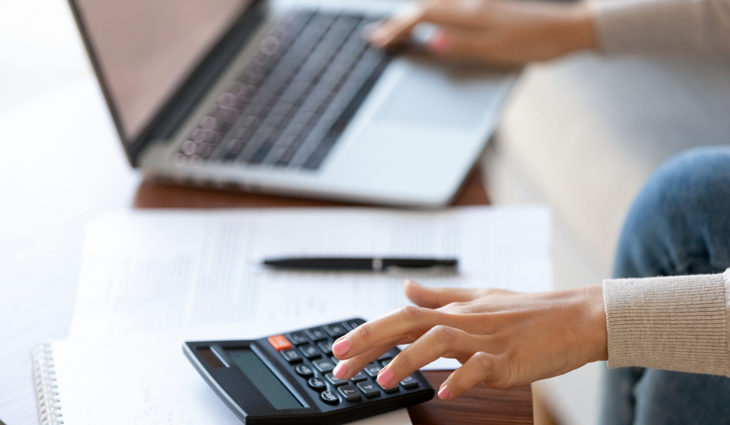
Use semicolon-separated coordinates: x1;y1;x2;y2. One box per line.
175;10;390;171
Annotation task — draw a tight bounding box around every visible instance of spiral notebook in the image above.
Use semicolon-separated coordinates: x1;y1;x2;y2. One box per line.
30;334;411;425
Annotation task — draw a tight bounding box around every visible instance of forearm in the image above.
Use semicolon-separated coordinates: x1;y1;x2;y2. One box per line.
603;268;730;376
590;0;730;56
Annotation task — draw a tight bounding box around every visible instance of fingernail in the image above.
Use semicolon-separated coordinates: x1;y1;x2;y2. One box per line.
377;367;394;387
428;33;448;53
332;338;351;357
438;385;451;400
333;362;348;379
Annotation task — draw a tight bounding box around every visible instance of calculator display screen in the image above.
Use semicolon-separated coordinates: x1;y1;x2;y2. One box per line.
227;349;303;410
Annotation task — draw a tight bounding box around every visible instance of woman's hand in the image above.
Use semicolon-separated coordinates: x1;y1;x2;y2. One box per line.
369;0;598;65
332;279;606;400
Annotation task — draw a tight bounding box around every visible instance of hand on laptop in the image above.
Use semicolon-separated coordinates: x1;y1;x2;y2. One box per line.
332;279;607;399
369;0;598;65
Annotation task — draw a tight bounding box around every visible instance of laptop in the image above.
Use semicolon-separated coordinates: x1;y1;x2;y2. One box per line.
68;0;514;207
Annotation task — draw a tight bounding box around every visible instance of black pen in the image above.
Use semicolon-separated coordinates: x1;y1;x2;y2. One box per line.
261;256;458;272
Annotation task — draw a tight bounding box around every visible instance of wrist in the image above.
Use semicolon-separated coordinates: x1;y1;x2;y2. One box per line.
563;3;599;52
580;285;608;362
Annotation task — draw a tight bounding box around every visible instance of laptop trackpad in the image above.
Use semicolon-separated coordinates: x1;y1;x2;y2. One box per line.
374;61;507;129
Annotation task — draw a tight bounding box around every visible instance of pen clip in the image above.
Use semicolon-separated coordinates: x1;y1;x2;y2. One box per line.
383;265;458;275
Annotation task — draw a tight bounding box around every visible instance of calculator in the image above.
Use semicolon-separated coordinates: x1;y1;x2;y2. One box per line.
183;318;434;424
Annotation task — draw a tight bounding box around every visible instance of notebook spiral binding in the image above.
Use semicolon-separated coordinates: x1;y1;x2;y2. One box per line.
31;344;64;425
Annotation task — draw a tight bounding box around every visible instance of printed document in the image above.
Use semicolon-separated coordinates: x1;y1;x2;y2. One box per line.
70;206;552;338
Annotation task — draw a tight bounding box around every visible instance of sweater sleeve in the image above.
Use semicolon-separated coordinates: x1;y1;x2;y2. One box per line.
603;268;730;376
589;0;730;56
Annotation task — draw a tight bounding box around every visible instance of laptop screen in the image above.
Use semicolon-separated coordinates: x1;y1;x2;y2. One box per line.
74;0;250;143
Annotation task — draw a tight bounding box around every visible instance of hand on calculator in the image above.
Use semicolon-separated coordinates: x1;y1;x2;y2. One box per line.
332;278;606;400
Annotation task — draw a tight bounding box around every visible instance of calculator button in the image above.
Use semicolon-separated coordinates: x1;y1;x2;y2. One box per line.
337;384;362;402
312;359;335;373
295;364;314;378
345;319;364;331
377;349;397;361
307;376;327;391
268;334;292;351
305;328;328;341
350;371;367;382
324;323;348;338
380;358;392;368
325;373;348;386
317;340;333;355
280;349;301;363
363;364;381;378
356;381;380;398
320;390;340;405
377;381;399;394
299;344;321;359
286;332;309;345
400;376;419;390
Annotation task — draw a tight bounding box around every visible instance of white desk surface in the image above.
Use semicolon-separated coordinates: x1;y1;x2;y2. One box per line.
0;1;139;423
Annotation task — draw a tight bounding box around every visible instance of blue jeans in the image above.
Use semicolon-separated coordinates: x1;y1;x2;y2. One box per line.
599;147;730;425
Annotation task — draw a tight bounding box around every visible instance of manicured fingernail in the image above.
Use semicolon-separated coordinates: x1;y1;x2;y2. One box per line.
333;362;348;379
428;33;448;53
332;338;351;356
438;385;451;400
377;367;394;387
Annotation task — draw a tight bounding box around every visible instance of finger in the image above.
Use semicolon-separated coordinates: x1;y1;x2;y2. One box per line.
404;279;481;309
427;29;527;66
437;352;502;400
370;0;488;50
332;305;441;359
369;2;428;49
419;1;491;29
376;325;484;389
333;341;408;380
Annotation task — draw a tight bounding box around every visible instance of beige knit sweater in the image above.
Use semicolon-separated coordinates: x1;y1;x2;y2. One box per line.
603;268;730;376
589;0;730;377
591;0;730;56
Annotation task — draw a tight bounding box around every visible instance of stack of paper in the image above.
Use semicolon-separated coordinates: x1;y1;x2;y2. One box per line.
70;206;552;337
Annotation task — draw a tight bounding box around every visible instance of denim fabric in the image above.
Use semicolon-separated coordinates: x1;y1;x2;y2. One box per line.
599;147;730;425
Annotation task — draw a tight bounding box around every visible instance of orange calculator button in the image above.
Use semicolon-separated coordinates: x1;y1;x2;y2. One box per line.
268;334;292;351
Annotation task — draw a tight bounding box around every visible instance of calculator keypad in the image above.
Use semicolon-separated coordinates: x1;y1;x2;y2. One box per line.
312;358;335;373
281;349;302;363
400;376;419;390
306;328;328;341
270;319;427;409
320;390;339;405
337;385;362;402
308;376;327;391
287;331;309;345
295;364;314;378
377;349;397;361
363;363;381;378
324;323;348;338
356;381;380;398
317;340;333;355
325;372;348;386
299;344;321;359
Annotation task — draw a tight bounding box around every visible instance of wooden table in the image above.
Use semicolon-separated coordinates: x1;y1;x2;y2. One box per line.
134;169;534;425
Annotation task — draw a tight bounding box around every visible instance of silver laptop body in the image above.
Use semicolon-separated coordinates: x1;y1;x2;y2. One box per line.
69;0;513;207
